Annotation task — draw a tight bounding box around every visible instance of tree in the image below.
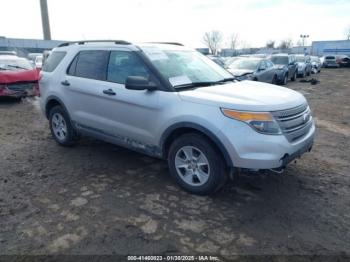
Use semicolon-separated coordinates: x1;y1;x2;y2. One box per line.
346;26;350;40
279;39;293;49
202;30;223;55
228;33;239;50
266;40;275;49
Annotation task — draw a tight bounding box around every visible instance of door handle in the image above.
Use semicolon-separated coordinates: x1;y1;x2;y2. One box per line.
103;89;116;96
61;80;70;86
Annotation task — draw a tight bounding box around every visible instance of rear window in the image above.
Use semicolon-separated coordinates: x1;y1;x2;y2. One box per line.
42;51;66;72
68;50;109;81
271;56;288;65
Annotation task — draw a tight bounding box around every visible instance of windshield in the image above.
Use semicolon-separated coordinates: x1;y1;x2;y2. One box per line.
271;56;288;65
0;58;33;70
141;47;232;88
228;59;259;70
295;56;305;62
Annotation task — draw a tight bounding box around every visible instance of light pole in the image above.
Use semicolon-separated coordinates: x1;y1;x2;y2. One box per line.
300;34;309;54
40;0;51;40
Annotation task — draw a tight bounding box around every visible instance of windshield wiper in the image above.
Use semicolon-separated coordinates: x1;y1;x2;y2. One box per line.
215;77;236;83
6;65;28;70
174;81;217;90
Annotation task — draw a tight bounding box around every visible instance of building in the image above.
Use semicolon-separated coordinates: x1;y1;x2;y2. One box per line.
311;40;350;56
0;37;64;57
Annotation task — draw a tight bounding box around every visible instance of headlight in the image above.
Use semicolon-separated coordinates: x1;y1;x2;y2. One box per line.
221;109;282;135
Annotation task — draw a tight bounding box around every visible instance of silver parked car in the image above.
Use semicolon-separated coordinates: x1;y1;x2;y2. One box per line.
39;41;315;195
226;57;278;84
323;55;339;68
310;56;322;73
295;55;312;77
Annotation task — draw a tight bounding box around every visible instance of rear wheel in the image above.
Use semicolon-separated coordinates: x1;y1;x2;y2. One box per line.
49;106;76;146
167;133;227;195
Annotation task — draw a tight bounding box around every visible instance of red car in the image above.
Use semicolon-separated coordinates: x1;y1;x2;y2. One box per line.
0;55;40;98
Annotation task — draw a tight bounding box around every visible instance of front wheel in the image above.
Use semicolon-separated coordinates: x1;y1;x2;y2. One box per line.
291;71;297;81
167;133;227;195
306;69;311;76
49;105;76;146
282;74;288;85
272;75;277;84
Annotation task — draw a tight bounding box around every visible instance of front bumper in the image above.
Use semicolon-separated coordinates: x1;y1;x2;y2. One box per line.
0;82;39;98
219;119;316;169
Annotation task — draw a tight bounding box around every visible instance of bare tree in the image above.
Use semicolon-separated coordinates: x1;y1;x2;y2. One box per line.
266;40;275;49
278;39;293;49
202;30;223;55
346;26;350;40
228;33;239;50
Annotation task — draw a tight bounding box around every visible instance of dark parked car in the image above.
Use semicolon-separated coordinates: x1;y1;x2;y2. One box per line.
270;54;297;85
0;55;39;98
226;57;278;83
337;55;350;67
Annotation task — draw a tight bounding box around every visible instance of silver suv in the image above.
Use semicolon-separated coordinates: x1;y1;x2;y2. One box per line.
39;40;315;195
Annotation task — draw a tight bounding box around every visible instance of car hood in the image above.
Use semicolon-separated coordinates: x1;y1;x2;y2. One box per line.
0;69;39;84
227;69;254;76
274;64;286;70
297;62;306;67
178;80;306;111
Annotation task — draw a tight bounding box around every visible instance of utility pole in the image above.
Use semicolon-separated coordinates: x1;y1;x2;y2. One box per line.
300;34;309;54
40;0;51;40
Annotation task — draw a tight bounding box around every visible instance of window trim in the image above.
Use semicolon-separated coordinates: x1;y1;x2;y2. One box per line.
65;48;173;92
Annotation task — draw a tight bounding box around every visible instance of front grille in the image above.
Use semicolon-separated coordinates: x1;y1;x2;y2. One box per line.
7;83;34;92
272;103;313;142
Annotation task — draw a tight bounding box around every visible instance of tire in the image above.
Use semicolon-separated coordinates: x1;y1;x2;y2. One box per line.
49;105;76;146
272;75;277;84
291;71;296;81
302;70;306;78
282;74;288;85
167;133;227;195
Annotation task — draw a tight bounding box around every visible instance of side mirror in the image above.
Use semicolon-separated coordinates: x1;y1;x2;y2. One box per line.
125;76;158;91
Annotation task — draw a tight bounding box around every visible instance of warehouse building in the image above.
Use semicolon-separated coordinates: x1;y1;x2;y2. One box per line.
0;37;63;57
311;40;350;56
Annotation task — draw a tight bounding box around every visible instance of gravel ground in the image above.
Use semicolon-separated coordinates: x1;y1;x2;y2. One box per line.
0;68;349;260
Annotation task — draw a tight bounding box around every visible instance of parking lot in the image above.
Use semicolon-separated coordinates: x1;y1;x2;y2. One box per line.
0;68;349;258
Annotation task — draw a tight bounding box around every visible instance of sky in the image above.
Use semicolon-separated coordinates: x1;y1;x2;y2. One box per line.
0;0;349;49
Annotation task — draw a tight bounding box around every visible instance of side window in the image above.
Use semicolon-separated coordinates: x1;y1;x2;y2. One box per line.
266;60;273;68
259;61;267;70
42;51;66;72
107;51;150;84
72;51;109;81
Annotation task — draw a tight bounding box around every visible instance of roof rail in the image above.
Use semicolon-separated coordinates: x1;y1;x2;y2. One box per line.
147;42;184;46
58;40;131;47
